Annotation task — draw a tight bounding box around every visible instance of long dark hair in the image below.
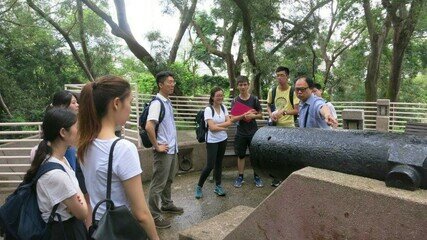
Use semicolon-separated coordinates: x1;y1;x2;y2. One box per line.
45;90;78;111
24;108;77;183
209;86;224;105
77;75;131;162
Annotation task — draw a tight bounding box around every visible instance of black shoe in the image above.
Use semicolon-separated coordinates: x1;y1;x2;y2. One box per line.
271;179;282;187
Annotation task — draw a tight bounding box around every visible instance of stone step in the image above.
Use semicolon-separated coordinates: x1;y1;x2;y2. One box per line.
178;205;254;240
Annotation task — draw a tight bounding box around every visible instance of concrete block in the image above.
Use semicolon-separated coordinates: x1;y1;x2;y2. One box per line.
377;99;390;106
179;205;254;240
341;109;364;120
377;99;390;116
342;109;364;130
225;167;427;240
376;116;390;132
138;142;207;182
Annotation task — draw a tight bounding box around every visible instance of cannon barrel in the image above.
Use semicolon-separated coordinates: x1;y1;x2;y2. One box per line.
250;127;427;190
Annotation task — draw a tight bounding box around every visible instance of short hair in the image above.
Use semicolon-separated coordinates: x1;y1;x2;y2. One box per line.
236;75;249;85
296;76;315;89
313;83;322;90
156;71;174;87
275;66;290;76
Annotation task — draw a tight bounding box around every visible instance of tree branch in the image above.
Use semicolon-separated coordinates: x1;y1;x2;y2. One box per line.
26;0;94;81
192;20;227;58
81;0;159;75
169;0;198;63
77;0;94;78
0;92;12;118
269;0;332;55
0;0;18;16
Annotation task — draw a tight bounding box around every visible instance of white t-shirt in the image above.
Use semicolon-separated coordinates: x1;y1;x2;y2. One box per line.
204;105;229;143
81;138;142;220
326;102;338;119
37;157;81;222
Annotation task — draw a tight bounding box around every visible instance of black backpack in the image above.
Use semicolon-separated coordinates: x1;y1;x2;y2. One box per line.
268;85;297;125
0;162;65;240
138;97;165;148
195;105;225;143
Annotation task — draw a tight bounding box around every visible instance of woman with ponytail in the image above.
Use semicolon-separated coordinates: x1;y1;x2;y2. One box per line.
25;107;88;239
78;75;159;240
30;90;91;228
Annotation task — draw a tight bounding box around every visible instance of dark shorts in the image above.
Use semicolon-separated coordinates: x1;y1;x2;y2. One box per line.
234;135;253;159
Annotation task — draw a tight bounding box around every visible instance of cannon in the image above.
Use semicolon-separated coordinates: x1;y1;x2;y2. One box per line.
250;127;427;190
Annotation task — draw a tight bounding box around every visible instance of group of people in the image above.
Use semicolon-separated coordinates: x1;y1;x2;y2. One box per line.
194;66;338;198
21;66;338;239
25;75;161;239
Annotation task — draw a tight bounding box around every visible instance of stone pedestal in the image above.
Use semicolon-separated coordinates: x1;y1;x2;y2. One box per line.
342;109;364;130
376;116;390;132
179;205;254;240
225;167;427;240
376;99;390;132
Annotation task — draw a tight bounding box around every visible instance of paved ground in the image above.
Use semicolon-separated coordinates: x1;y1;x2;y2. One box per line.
0;167;275;240
148;168;275;239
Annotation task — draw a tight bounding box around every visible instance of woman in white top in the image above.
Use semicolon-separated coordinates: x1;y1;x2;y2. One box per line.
77;75;159;240
195;87;233;199
24;107;88;239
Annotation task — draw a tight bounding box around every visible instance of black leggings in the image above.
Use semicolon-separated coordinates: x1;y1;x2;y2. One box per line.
197;139;227;187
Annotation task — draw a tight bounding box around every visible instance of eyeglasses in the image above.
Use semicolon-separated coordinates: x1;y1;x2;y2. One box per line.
295;87;308;92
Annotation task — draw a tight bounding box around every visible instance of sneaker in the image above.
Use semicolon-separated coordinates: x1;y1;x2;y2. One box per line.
161;205;184;214
271;179;282;187
195;185;203;199
154;217;171;229
214;185;226;196
233;176;244;188
254;176;264;188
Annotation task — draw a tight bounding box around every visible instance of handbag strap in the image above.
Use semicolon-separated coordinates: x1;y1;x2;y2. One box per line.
106;138;121;200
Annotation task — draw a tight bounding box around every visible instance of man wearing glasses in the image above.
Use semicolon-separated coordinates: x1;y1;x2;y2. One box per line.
295;76;338;128
266;66;299;127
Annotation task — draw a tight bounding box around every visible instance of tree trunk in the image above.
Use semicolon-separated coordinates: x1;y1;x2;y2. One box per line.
387;46;405;101
232;0;261;97
225;54;236;98
77;0;95;78
81;0;159;76
364;40;383;101
0;92;12;118
383;0;424;102
252;72;262;98
323;60;332;87
363;0;390;101
168;0;197;63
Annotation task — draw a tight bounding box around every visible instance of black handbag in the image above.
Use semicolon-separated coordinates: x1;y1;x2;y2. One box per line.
90;139;148;240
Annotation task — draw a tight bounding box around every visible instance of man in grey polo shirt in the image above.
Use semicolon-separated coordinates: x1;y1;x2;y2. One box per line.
295;76;338;128
146;71;183;229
